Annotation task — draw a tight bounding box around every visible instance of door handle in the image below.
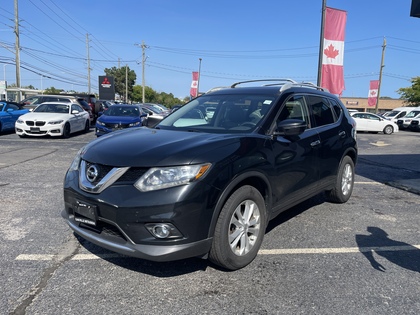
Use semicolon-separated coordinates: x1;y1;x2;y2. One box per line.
310;140;321;147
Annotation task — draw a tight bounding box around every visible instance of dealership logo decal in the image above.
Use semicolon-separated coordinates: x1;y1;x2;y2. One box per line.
101;77;111;88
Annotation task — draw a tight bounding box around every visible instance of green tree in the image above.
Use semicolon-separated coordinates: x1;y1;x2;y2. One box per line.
104;66;136;101
44;86;64;94
397;77;420;106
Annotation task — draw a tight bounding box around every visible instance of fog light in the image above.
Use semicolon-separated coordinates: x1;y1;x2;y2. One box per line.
145;223;183;239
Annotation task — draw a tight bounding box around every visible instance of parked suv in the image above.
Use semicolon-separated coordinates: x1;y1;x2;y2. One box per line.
62;79;358;270
20;95;93;123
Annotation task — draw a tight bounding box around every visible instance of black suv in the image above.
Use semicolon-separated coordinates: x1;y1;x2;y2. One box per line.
62;79;357;270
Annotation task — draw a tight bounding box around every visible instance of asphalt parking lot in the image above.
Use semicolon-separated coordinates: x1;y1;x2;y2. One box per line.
1;129;419;315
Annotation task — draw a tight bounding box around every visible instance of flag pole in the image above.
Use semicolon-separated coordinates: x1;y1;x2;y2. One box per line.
317;0;327;87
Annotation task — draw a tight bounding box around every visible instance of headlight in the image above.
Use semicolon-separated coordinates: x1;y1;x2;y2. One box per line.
97;120;105;126
129;121;141;127
16;119;23;124
68;146;86;171
134;163;211;192
48;120;64;125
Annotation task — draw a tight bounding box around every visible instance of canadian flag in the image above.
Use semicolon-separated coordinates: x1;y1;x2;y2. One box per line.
368;80;379;107
321;7;347;95
190;71;199;98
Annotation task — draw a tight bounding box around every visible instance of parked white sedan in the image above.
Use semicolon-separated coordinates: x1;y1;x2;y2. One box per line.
15;102;90;138
350;112;399;135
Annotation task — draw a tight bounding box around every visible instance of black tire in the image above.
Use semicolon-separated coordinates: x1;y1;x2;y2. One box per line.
326;156;354;203
383;125;394;135
84;120;90;133
62;123;71;138
209;185;267;270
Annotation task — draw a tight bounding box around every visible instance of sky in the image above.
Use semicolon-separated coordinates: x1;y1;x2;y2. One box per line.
1;0;419;100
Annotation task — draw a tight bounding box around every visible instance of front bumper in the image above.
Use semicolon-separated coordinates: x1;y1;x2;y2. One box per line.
62;170;216;262
61;208;212;261
15;123;63;137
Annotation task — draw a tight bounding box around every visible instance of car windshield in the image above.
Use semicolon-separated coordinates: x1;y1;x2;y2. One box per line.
158;92;277;133
105;106;140;117
385;110;401;118
404;110;420;118
142;106;161;114
33;103;70;113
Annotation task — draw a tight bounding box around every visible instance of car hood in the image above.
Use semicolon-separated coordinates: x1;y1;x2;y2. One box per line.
19;112;71;121
82;127;244;167
98;115;140;124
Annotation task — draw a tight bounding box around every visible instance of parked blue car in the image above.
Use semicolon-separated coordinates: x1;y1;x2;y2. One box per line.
0;101;30;134
95;104;147;137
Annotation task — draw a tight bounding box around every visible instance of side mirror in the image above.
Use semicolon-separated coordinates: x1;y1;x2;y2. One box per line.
274;119;307;137
71;110;79;114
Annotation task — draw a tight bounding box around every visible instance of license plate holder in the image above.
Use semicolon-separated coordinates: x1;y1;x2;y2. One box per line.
74;201;97;226
30;127;40;133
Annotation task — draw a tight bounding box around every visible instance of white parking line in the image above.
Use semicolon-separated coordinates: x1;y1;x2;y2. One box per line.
15;245;420;261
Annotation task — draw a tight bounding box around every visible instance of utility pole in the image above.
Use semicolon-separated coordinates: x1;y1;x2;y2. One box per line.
86;33;91;94
317;0;327;87
197;58;202;96
14;0;21;101
375;37;386;114
141;41;146;103
135;41;147;103
125;64;128;102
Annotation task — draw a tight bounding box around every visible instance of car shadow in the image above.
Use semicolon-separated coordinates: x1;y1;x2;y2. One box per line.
355;226;420;273
74;233;215;276
266;193;325;234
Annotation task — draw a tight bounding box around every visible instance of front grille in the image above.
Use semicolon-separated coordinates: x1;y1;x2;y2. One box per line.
27;130;48;134
84;162;114;186
79;221;127;242
26;121;46;126
117;167;147;182
83;161;147;185
105;122;130;129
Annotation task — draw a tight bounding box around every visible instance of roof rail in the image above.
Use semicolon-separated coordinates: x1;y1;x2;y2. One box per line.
206;86;230;93
231;79;297;88
280;82;329;93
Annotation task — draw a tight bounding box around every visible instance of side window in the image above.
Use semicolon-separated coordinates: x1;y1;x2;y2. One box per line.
26;96;41;105
71;104;81;113
277;95;309;126
8;104;19;110
329;98;343;120
58;98;72;103
44;97;58;102
307;95;335;127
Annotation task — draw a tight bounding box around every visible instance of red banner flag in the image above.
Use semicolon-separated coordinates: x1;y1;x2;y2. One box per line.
321;7;347;95
190;71;199;98
368;80;379;107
